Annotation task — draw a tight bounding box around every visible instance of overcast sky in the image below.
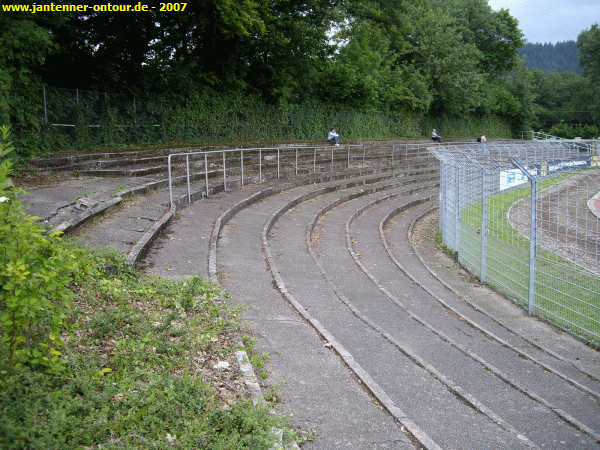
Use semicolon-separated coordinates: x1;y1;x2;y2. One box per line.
488;0;600;43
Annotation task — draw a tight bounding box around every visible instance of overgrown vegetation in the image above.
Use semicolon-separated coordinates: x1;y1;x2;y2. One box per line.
0;128;291;447
3;2;599;158
2;0;528;158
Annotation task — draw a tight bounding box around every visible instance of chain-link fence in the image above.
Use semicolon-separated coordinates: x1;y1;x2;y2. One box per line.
30;86;413;151
431;140;600;344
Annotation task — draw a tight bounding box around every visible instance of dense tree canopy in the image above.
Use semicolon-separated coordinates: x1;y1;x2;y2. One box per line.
578;24;600;82
1;0;597;146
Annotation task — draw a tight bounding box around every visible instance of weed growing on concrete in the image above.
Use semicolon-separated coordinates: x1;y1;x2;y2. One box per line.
0;248;291;448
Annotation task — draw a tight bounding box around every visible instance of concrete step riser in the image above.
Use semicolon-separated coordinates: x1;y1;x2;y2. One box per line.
31;146;437;173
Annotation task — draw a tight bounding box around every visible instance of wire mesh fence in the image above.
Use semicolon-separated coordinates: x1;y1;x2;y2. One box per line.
21;86;414;151
430;140;600;344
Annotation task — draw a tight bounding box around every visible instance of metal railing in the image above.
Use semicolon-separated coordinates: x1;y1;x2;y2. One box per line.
166;142;448;208
431;141;600;343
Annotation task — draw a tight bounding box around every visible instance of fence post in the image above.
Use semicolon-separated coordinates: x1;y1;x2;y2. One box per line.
259;149;262;181
42;86;48;124
204;153;209;196
466;154;487;282
168;154;173;209
347;145;350;169
222;151;227;191
186;154;191;204
512;158;537;315
480;167;488;283
528;177;538;315
313;147;316;174
362;144;366;168
241;150;244;186
331;146;334;172
439;162;446;242
454;164;461;261
295;148;298;176
277;148;280;179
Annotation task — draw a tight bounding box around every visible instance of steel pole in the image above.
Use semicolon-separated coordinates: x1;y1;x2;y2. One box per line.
204;153;209;196
480;168;488;283
223;151;227;190
241;150;244;186
168;154;173;209
528;178;538;315
186;155;191;204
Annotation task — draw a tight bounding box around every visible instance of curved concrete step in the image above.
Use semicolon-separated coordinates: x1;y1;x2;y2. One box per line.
213;179;424;449
138;160;599;448
267;187;540;448
341;193;600;446
382;204;600;403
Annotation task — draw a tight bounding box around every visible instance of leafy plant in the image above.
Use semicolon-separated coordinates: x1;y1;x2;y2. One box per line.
0;126;83;373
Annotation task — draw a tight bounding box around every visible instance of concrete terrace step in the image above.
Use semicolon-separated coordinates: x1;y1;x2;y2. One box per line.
143;169;439;279
213;181;431;448
345;192;599;445
67;163;437;268
155;168;599;448
266;188;527;448
29;140;444;174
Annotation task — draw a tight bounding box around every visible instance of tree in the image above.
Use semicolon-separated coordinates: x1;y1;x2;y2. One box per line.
0;15;54;124
440;0;523;77
577;24;600;82
405;5;484;115
317;20;431;112
490;62;535;134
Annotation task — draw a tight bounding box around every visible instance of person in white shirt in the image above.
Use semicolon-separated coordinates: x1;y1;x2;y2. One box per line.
328;128;340;146
432;129;442;143
480;135;487;153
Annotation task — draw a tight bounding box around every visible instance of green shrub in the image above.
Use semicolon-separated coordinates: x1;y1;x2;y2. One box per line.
0;126;83;374
548;121;599;139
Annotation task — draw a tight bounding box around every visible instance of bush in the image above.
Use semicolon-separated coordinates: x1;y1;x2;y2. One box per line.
548;121;599;139
0;126;83;374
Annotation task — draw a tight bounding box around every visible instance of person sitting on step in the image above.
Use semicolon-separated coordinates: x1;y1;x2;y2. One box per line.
328;128;340;146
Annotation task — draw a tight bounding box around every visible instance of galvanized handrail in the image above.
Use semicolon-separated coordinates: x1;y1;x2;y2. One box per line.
167;142;444;209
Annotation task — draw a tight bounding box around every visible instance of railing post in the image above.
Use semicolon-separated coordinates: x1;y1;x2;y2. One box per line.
223;151;227;190
241;150;244;186
362;144;366;168
259;149;262;181
204;153;209;196
347;145;350;169
168;154;173;209
295;148;298;176
331;146;334;172
277;148;280;179
186;154;191;204
313;147;316;174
